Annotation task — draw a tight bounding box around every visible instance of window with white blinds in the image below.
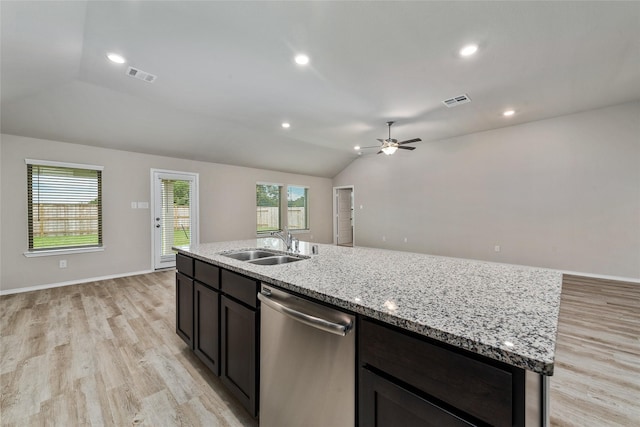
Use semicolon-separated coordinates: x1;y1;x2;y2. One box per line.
26;159;103;251
160;179;192;256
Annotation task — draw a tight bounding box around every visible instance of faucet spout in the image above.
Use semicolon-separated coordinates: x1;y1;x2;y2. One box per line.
271;226;293;251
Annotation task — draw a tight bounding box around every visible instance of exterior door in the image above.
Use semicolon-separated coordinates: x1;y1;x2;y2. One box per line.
152;170;198;270
337;188;353;246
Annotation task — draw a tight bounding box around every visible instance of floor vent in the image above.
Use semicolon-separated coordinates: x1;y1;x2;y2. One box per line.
126;67;157;83
442;94;471;108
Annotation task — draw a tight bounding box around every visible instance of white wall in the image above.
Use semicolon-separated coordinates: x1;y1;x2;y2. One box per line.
0;134;333;292
334;102;640;280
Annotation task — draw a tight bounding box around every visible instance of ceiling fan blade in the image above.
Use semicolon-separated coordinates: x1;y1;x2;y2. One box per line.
359;144;381;149
376;150;383;155
376;139;384;143
397;138;422;145
397;146;416;150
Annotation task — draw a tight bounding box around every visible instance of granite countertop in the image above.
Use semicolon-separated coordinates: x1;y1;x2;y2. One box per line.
174;238;563;375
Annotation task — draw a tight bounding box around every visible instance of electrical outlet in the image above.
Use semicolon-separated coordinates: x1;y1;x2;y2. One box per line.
404;237;408;243
494;245;501;252
131;201;137;209
382;235;386;242
59;260;67;268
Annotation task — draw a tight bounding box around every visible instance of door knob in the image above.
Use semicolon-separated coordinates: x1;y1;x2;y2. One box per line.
156;224;161;228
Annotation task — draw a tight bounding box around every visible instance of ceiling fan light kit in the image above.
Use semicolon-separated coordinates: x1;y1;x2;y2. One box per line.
360;121;422;155
381;145;398;155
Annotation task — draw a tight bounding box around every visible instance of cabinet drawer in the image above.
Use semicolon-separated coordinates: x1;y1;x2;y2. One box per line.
360;319;513;427
195;259;220;289
176;253;194;277
221;270;259;308
359;367;474;427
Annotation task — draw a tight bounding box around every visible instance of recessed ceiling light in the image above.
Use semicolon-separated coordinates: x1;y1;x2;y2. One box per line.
107;53;126;64
294;54;310;65
281;122;290;128
459;44;478;57
353;145;361;150
503;110;515;117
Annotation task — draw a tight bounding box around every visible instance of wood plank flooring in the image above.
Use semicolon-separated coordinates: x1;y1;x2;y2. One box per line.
0;271;257;427
1;271;638;426
549;275;640;426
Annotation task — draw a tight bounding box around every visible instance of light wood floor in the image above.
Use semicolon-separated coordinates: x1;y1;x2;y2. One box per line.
0;271;257;427
550;275;640;426
1;272;638;426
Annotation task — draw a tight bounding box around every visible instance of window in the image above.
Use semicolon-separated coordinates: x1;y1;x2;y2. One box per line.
256;183;282;233
287;186;309;230
26;159;103;251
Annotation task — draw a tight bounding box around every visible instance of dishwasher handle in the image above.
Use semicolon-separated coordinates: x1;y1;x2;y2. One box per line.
258;291;353;336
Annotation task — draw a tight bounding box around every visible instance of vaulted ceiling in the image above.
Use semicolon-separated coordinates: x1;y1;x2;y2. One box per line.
2;1;639;177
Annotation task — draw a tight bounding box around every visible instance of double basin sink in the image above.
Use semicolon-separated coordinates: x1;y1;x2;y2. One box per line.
221;249;309;265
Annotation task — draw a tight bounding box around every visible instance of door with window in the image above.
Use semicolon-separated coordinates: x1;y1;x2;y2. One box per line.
152;170;198;270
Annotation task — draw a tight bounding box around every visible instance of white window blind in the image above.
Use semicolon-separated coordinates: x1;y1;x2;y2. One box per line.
26;160;103;251
161;179;191;256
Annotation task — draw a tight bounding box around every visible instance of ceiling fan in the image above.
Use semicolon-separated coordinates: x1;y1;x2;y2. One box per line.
359;121;422;155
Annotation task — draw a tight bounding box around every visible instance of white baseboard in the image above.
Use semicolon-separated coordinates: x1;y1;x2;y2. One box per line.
0;269;157;296
1;266;636;296
560;269;640;284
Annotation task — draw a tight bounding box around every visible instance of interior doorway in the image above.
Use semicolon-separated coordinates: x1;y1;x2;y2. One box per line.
333;186;354;247
151;169;199;270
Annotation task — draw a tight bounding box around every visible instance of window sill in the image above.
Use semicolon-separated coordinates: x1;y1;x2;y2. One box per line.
256;229;310;238
23;246;105;258
289;229;310;234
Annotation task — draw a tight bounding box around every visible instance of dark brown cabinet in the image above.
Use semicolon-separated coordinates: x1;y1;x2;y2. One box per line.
176;254;259;418
221;295;258;417
175;271;194;347
360;367;474;427
194;282;220;375
359;319;526;427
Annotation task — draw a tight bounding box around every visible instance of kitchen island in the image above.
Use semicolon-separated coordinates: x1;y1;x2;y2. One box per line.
174;238;563;426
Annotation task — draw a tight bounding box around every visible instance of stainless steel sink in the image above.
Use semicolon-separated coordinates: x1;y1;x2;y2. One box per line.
222;250;280;261
248;255;306;265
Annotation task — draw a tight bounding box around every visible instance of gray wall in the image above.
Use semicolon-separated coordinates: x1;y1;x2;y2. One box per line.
0;134;333;292
334;102;640;280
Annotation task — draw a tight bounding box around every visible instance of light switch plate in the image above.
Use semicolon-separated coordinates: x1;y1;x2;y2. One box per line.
138;202;149;209
131;202;138;209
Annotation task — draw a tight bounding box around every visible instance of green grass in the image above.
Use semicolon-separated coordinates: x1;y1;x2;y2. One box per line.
173;228;190;246
33;234;99;249
33;228;191;249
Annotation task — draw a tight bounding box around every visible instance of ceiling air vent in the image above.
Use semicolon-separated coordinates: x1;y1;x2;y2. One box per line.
442;94;471;108
126;66;157;83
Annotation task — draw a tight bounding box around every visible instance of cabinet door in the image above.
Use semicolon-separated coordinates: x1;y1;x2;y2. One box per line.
220;296;258;417
194;282;220;375
176;272;194;347
359;368;475;427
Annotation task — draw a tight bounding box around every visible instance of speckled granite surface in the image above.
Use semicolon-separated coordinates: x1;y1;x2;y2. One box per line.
175;238;562;375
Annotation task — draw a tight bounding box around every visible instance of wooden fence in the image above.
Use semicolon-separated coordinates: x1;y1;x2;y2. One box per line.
32;204;98;237
257;207;307;230
32;204;192;237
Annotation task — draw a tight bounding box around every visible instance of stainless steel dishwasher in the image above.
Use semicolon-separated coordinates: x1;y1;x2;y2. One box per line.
258;283;355;427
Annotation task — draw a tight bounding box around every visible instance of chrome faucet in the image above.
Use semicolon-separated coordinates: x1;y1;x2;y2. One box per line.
271;226;293;251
